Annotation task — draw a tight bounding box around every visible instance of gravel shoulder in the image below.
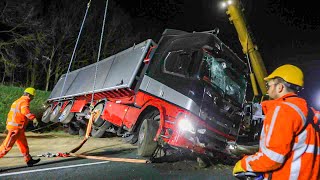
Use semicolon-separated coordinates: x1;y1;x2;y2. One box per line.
0;131;235;176
0;131;136;168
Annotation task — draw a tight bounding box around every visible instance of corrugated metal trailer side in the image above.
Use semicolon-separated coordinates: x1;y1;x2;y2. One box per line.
48;39;156;101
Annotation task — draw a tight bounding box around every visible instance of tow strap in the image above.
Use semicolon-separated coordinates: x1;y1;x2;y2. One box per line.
38;110;149;163
68;109;97;154
37;110;97;158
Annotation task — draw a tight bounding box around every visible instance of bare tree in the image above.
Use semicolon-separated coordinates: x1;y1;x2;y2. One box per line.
0;0;144;90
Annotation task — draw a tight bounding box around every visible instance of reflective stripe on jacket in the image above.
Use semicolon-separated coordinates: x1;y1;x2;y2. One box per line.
241;93;320;180
6;96;36;130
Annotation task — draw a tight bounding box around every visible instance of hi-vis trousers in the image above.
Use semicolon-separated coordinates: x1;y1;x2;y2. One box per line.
0;129;31;162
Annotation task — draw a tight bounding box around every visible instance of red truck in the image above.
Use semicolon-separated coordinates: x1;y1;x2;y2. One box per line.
41;29;250;159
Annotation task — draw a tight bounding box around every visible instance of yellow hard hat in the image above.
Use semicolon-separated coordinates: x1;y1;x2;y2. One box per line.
264;64;304;87
24;87;36;96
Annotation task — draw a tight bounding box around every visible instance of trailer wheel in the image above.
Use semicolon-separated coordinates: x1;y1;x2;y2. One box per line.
92;103;105;127
50;104;62;122
137;118;159;157
92;121;111;138
59;103;74;124
41;106;52;123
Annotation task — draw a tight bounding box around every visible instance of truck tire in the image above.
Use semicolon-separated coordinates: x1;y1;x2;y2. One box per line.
41;106;52;123
137;118;159;157
59;103;74;124
50;104;62;122
128;110;160;145
92;103;105;127
91;121;111;138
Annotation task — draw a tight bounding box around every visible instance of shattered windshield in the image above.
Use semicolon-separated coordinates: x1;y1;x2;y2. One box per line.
202;51;246;104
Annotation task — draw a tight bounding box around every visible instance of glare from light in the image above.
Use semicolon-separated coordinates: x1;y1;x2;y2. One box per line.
228;144;236;150
227;141;237;150
221;2;227;9
178;118;195;134
227;0;233;5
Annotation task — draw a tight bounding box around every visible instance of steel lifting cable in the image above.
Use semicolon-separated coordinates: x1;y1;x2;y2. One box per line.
90;0;109;106
245;30;252;75
68;0;109;154
59;0;92;98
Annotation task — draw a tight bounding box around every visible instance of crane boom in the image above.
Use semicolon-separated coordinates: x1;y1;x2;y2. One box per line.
224;0;268;96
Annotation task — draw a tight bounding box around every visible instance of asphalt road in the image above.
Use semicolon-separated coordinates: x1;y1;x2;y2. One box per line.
0;148;237;180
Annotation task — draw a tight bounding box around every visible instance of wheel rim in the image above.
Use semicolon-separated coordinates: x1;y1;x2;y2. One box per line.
50;104;62;122
61;104;72;117
52;106;60;116
41;106;52;123
43;107;50;117
60;103;74;124
93;103;104;127
138;113;160;147
138;122;146;146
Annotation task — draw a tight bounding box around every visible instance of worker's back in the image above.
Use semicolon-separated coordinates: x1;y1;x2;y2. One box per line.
265;96;320;180
6;96;31;130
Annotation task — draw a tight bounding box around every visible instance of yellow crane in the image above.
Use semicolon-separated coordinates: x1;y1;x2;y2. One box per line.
221;0;268;100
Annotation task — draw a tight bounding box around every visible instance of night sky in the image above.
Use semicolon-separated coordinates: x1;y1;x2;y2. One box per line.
115;0;320;108
1;0;320;108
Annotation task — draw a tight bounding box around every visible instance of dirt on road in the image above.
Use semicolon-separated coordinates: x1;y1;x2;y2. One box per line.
0;131;136;168
0;131;235;175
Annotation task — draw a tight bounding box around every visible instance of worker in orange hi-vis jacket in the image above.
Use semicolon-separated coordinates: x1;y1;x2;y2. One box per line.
233;64;320;180
0;87;41;167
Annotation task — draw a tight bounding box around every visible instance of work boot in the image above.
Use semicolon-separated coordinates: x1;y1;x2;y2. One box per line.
27;158;41;167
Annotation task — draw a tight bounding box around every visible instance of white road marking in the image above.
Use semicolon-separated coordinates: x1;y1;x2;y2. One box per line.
0;161;110;177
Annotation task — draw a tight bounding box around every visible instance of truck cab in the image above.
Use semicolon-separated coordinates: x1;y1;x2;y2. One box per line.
138;29;248;156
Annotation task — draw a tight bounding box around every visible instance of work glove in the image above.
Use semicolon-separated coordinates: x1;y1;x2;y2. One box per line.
33;118;39;127
233;160;245;175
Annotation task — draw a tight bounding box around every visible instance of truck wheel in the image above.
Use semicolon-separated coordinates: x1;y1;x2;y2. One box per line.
91;121;111;138
41;106;52;123
50;104;62;122
129;110;160;145
92;103;105;127
59;103;74;124
137;118;159;157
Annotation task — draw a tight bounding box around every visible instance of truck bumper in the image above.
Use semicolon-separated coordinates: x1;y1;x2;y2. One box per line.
164;127;235;156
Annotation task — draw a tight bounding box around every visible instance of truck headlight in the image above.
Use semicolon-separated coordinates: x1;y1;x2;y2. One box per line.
178;118;195;134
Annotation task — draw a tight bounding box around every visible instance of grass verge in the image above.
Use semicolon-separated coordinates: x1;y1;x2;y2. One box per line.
0;85;50;133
